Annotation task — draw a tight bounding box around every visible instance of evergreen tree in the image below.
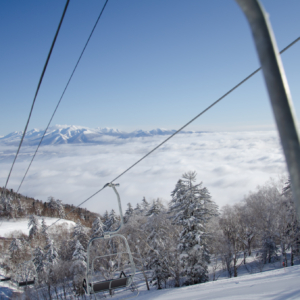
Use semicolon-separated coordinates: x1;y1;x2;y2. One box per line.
142;197;150;213
169;171;217;285
124;203;134;223
91;217;105;238
9;238;23;266
147;218;170;289
146;199;164;217
105;209;118;231
72;220;89;249
44;236;59;267
134;203;143;215
56;199;65;218
28;214;40;239
102;210;109;227
72;240;87;263
33;246;45;274
47;197;65;218
70;240;87;294
16;198;25;217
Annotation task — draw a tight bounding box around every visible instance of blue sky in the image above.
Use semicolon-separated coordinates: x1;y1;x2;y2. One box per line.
0;0;300;137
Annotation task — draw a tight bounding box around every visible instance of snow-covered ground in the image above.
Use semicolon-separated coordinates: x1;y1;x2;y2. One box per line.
137;265;300;300
1;217;299;299
0;217;75;237
1;265;299;299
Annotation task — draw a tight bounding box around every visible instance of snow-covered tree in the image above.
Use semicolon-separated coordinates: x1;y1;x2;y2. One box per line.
47;197;65;218
124;203;134;223
9;238;23;265
70;240;87;295
16;198;25;217
28;214;40;239
44;236;59;267
146;216;170;289
169;171;217;285
33;246;45;274
72;220;89;250
102;210;109;226
91;217;105;238
134;203;143;216
142;197;150;212
146;199;165;217
105;209;119;232
72;240;87;263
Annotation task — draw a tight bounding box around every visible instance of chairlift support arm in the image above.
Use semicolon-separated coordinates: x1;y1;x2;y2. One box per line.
236;0;300;220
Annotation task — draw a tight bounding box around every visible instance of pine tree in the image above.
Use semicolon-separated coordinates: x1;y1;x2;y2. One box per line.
91;217;105;238
56;199;65;218
40;218;49;246
147;220;170;289
47;197;65;218
33;246;45;274
16;198;25;217
28;214;40;239
44;236;59;267
70;240;87;294
72;240;87;263
142;197;150;213
146;199;164;217
105;209;119;232
125;203;134;223
72;220;89;250
9;238;23;266
134;203;143;215
102;210;109;226
169;171;217;285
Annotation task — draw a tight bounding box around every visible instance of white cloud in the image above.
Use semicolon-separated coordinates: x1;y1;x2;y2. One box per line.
0;131;287;214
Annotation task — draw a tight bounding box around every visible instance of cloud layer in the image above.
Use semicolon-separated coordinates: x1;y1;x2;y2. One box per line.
0;131;287;214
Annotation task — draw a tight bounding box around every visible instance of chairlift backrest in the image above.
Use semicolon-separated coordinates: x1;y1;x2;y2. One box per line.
84;183;136;296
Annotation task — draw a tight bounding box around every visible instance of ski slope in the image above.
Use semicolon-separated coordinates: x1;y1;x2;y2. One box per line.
138;265;300;300
0;217;75;237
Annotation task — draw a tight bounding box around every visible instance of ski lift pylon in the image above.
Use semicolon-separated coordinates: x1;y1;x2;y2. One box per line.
83;183;137;297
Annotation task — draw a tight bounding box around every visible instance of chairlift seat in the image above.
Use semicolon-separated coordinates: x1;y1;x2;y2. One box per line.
0;277;11;282
18;278;35;287
83;276;131;294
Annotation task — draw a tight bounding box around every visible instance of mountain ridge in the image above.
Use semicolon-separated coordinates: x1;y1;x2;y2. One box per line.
0;125;205;146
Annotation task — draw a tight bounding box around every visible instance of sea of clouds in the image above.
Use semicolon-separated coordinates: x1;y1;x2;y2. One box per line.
0;131;288;215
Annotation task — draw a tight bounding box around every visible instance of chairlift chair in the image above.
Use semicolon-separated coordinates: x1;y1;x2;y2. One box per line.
83;183;138;298
14;239;37;288
14;260;36;288
0;277;11;282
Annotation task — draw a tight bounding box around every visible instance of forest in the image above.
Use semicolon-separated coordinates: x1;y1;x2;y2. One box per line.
0;171;299;299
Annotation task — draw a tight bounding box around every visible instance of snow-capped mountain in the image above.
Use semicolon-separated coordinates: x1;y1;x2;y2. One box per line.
0;125;200;146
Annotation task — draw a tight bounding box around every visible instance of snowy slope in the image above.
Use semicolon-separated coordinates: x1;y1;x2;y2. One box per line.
0;217;75;237
138;265;300;300
0;125;199;146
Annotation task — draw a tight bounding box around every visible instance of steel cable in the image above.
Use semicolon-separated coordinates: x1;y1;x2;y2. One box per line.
4;0;70;191
17;0;110;193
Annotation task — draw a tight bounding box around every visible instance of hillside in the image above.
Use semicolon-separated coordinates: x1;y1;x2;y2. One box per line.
0;187;98;228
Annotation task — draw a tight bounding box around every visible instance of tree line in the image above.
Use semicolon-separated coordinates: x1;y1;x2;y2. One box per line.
1;172;300;299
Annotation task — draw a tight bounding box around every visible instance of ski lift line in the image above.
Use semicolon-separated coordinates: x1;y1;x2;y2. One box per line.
4;0;71;193
45;36;300;232
16;0;110;194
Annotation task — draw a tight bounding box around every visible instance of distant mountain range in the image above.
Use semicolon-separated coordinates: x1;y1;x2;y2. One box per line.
0;125;203;146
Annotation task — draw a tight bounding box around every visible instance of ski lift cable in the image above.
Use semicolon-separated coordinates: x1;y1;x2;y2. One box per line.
4;0;71;192
16;0;110;194
46;36;300;231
